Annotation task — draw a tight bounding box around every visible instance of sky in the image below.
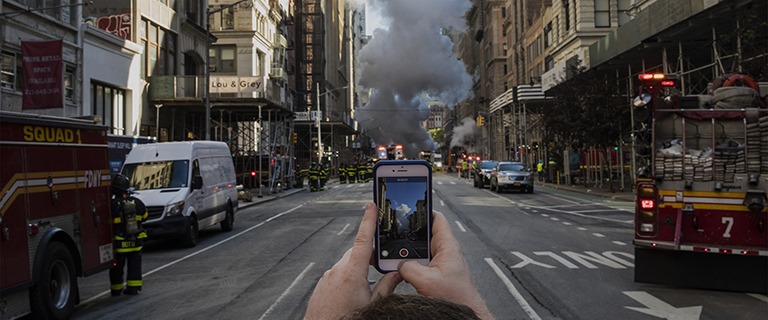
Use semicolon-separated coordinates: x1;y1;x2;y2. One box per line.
384;177;428;233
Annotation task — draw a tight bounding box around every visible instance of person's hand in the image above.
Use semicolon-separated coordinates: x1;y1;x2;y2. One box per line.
398;211;494;320
304;202;403;320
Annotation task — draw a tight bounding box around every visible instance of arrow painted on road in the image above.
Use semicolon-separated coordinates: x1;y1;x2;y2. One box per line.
623;291;702;320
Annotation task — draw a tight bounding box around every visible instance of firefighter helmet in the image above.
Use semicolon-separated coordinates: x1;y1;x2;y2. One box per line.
111;174;131;193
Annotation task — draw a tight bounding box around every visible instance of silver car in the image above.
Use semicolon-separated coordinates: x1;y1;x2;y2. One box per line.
490;162;534;193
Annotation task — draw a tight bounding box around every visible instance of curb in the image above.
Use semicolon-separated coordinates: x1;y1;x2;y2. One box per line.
536;183;635;202
238;187;308;210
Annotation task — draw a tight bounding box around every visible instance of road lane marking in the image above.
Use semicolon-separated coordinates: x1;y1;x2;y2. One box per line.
543;189;634;212
551;217;560;221
613;241;627;246
485;258;543;320
623;291;702;320
532;210;538;213
511;251;634;269
455;221;467;232
346;184;353;188
578;227;588;231
510;252;555;268
747;293;768;303
534;252;579;268
572;209;624;213
449;181;456;185
482;189;528;215
437;181;444;185
593;233;605;237
259;263;315;320
541;214;549;217
337;223;351;235
540;192;581;205
562;222;572;225
563;251;625;269
440;200;445;206
529;205;633;224
81;204;305;305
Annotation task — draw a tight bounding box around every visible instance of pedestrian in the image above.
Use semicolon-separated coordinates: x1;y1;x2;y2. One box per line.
109;174;148;296
304;203;494;320
340;162;347;184
309;164;319;192
537;160;544;182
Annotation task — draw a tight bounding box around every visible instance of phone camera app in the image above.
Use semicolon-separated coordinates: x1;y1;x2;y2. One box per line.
377;176;429;260
399;248;409;257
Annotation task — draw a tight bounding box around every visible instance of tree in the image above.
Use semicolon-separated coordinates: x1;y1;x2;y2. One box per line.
429;128;444;152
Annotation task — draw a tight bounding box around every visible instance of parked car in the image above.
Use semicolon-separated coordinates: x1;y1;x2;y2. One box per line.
490;162;534;193
473;160;499;188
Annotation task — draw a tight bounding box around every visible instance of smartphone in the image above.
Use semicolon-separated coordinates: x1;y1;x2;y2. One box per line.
373;160;432;273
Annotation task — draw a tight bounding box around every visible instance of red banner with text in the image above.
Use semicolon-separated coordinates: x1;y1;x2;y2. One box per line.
22;40;63;110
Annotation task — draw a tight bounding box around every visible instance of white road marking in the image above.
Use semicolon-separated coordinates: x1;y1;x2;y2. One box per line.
563;251;625;269
525;207;531;210
593;233;605;237
432;190;435;193
259;263;315;320
613;241;627;246
578;227;588;231
482;190;528;215
562;222;572;226
747;293;768;303
337;223;351;235
485;258;543;320
455;221;467;232
511;251;634;269
529;205;633;224
541;214;549;217
437;181;444;185
551;217;560;221
540;192;581;205
572;209;624;213
440;200;445;206
534;252;579;269
623;291;702;320
80;204;305;304
346;184;353;188
532;210;539;213
510;252;555;268
449;181;456;185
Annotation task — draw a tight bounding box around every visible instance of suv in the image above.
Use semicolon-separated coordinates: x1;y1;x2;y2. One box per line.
490;162;534;193
473;160;499;188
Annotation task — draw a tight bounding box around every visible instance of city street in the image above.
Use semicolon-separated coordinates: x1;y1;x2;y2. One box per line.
70;173;768;320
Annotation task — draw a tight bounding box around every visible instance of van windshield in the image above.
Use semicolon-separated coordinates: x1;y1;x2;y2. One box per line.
122;160;189;190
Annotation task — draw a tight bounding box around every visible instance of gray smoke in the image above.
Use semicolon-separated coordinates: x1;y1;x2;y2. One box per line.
355;0;473;158
450;117;480;152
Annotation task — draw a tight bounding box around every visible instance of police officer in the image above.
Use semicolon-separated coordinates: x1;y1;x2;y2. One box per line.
309;164;319;192
319;163;328;191
358;161;367;183
537;160;544;182
110;174;148;296
339;162;347;184
348;162;357;183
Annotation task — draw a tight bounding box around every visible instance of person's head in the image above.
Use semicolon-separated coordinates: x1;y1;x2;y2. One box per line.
341;294;481;320
539;160;542;163
111;174;130;195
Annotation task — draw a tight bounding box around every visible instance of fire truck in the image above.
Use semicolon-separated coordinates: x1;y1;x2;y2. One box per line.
0;111;115;319
633;73;768;293
377;145;405;160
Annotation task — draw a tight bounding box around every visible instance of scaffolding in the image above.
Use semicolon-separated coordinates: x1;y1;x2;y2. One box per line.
295;0;326;163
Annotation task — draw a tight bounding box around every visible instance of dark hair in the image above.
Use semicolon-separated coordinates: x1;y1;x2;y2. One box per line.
341;294;481;320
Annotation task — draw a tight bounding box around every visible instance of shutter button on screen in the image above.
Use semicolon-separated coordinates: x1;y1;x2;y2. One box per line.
399;248;408;257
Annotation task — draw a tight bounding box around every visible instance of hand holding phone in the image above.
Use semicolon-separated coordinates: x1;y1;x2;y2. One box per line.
374;160;432;273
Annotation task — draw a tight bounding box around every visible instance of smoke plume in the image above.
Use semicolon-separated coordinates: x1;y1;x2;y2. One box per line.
355;0;473;158
450;117;480;152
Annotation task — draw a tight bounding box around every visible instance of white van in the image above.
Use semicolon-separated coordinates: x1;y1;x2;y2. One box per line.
121;141;238;247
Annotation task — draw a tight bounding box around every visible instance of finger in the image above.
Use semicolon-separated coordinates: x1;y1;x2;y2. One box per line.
350;202;378;266
397;260;430;286
430;211;460;256
370;272;403;301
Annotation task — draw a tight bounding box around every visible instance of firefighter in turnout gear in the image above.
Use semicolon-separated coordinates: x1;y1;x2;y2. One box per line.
309;164;319;192
319;163;328;191
110;174;148;296
358;161;367;183
339;162;347;184
366;161;373;182
294;163;304;188
348;162;357;183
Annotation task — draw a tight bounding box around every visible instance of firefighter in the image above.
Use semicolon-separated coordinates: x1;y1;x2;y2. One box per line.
348;162;357;183
309;164;319;192
319;162;328;191
461;161;469;179
366;160;373;182
358;161;367;183
300;165;309;188
339;162;347;184
294;163;304;188
110;174;147;296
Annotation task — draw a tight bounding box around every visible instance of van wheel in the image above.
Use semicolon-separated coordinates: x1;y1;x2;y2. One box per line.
182;216;199;248
30;241;76;320
220;204;234;232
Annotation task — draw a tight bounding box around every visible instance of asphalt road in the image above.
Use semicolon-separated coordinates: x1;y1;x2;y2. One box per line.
70;173;768;319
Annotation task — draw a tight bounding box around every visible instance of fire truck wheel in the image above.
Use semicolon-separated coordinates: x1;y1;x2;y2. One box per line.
220;203;235;232
30;241;76;320
182;216;199;248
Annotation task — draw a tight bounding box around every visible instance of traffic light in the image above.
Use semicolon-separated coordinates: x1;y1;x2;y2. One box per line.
476;115;484;127
291;133;298;144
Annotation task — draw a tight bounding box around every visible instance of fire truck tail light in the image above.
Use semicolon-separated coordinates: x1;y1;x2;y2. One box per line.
742;250;749;255
379;146;386;151
652;243;657;247
251;171;256;177
28;223;39;236
653;74;665;79
703;248;709;252
661;80;676;86
638;187;656;197
395;145;403;150
640;74;654;80
639;211;655;221
640;200;655;209
640;223;654;233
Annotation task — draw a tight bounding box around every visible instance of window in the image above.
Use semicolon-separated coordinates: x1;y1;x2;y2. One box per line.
186;0;199;24
618;0;631;26
1;51;22;91
536;36;542;57
545;56;554;72
140;19;176;79
210;46;236;73
528;44;533;62
503;43;507;56
91;82;126;135
544;23;553;48
28;0;76;26
595;0;610;27
65;69;74;100
501;7;506;18
564;0;571;31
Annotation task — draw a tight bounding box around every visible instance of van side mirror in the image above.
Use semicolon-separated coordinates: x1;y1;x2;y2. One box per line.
192;176;203;190
527;168;532;172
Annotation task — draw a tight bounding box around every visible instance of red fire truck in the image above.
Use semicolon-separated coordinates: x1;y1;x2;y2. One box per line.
377;145;405;160
0;111;115;319
633;74;767;293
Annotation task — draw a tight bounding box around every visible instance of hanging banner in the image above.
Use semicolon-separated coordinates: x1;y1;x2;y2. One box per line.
22;40;63;110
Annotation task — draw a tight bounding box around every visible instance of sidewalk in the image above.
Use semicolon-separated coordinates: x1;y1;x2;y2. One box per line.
535;180;636;202
237;178;340;210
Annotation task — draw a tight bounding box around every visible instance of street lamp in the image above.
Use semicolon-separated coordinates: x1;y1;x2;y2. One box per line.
206;0;248;140
314;84;349;162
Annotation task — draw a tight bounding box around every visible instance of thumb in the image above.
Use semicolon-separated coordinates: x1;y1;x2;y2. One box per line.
370;272;403;301
397;260;430;285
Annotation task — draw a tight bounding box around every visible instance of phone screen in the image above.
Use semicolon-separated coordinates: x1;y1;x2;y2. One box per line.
376;176;430;260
